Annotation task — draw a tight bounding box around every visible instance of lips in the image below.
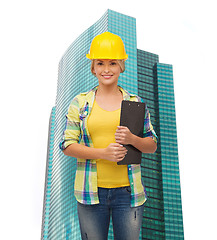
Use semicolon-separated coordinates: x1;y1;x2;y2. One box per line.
102;75;113;79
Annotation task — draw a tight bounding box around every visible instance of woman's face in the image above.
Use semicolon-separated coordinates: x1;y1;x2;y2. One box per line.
93;59;122;86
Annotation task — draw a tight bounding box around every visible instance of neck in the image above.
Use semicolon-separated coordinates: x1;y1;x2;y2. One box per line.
96;84;121;97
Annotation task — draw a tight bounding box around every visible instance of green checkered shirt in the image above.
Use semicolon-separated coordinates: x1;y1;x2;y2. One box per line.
60;86;157;207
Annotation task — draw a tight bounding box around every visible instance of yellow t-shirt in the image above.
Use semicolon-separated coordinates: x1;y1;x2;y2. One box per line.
87;100;130;188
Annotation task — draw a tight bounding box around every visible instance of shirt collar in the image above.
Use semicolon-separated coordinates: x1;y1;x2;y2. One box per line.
82;85;135;105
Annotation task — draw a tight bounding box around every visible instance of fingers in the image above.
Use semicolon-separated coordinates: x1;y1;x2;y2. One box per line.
113;144;127;162
108;143;127;162
116;126;128;134
115;130;125;141
111;143;127;154
115;126;133;146
115;134;125;144
112;153;127;162
110;143;124;147
117;126;127;130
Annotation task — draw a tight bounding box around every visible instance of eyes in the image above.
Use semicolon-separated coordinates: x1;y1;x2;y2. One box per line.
96;61;117;66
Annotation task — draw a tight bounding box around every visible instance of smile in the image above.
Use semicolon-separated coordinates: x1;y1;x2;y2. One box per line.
102;75;113;79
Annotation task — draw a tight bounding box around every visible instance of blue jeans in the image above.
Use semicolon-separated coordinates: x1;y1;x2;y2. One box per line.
77;186;144;240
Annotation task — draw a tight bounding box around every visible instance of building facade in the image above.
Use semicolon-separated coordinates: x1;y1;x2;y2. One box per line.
41;9;184;240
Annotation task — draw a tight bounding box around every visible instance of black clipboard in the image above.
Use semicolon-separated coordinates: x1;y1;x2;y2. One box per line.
117;100;146;165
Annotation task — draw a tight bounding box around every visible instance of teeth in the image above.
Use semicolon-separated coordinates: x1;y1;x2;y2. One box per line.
103;75;112;78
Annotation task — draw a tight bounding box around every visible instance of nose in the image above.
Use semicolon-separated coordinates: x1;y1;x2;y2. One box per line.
103;63;110;73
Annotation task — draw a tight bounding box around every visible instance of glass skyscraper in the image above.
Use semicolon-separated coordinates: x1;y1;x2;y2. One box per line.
41;9;184;240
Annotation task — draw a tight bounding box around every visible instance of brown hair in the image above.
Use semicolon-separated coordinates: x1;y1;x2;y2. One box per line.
90;60;125;76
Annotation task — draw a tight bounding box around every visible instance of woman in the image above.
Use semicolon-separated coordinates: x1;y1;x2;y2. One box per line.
60;32;157;240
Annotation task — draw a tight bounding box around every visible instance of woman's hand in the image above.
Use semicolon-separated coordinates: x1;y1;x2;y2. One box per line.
115;126;134;145
115;126;157;153
103;143;127;162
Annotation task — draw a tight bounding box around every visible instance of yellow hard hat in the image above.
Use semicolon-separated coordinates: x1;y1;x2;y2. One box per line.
86;32;128;60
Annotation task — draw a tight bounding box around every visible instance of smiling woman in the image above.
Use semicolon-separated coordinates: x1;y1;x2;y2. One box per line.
59;31;157;240
92;59;122;87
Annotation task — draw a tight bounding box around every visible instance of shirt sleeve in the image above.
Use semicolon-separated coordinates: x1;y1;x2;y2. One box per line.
59;96;81;150
142;99;158;144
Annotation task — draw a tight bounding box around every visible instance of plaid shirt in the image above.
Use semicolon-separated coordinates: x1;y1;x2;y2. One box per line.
59;86;157;207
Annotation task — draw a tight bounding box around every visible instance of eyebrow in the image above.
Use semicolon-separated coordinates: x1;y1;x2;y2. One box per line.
96;59;116;62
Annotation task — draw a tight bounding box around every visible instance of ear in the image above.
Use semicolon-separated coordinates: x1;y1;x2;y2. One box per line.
91;60;96;75
92;67;96;76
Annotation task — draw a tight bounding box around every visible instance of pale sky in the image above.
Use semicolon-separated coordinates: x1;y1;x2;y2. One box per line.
1;0;217;239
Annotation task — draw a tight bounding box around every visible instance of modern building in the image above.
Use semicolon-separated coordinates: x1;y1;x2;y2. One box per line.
41;9;184;240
